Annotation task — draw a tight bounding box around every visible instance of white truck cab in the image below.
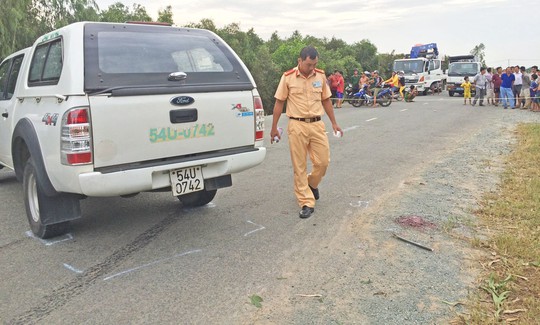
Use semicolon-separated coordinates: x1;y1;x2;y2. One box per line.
393;43;446;95
446;55;481;97
0;22;266;238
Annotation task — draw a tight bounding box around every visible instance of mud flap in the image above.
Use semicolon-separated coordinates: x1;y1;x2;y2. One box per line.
37;190;81;225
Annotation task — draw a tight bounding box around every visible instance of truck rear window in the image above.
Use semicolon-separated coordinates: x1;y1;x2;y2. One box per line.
84;23;252;94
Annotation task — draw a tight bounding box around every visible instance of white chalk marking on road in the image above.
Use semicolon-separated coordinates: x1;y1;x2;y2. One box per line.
25;231;73;246
244;220;266;237
423;102;428;105
103;249;202;281
400;109;408;112
365;118;377;122
349;201;370;209
63;263;83;274
342;125;360;132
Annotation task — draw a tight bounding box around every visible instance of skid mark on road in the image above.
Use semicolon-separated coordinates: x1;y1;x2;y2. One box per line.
63;263;83;274
10;213;179;324
25;231;73;246
342;125;360;132
350;200;370;209
244;220;266;237
103;249;202;281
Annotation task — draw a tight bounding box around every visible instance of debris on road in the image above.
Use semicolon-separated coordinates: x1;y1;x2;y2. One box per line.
392;233;434;252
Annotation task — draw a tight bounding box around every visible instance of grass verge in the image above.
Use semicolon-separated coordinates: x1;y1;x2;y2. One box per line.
458;123;540;324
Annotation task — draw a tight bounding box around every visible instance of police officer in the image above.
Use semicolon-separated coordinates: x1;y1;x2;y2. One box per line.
270;46;343;219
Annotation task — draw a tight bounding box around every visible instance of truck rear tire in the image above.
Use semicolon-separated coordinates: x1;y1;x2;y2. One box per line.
178;189;217;207
23;157;76;238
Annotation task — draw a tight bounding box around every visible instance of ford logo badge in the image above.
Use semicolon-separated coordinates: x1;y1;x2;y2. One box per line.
170;96;194;106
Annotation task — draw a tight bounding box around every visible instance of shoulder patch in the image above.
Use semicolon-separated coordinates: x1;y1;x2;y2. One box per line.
314;68;325;74
284;68;296;76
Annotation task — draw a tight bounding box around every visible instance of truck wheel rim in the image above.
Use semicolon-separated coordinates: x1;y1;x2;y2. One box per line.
28;173;40;223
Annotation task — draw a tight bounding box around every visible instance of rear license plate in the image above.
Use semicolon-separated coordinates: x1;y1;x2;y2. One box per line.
456;87;463;91
170;166;204;196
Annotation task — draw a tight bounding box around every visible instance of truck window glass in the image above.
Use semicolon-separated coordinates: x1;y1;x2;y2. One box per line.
29;38;63;85
43;41;63;80
6;55;24;100
0;59;10;100
97;32;232;74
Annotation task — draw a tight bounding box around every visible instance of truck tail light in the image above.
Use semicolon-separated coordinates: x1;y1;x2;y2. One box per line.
61;107;92;165
254;96;264;141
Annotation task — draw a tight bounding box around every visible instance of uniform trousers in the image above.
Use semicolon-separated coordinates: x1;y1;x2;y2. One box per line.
287;119;329;208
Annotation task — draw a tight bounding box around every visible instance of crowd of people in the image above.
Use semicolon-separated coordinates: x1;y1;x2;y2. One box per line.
326;69;418;108
326;65;540;111
464;65;540;111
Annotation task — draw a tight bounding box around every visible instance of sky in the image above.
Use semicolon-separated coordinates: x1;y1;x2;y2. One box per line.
93;0;538;68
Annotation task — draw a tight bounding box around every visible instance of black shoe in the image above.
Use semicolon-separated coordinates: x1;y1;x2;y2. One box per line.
299;206;314;219
309;185;319;200
479;104;485;106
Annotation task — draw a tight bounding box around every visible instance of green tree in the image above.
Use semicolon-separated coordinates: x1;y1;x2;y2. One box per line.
130;3;151;22
184;18;217;32
0;0;36;61
267;32;282;54
157;5;173;24
271;39;306;74
100;2;151;23
470;43;486;67
34;0;99;29
352;39;378;72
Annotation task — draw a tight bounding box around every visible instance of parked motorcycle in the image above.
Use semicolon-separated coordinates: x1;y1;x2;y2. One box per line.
375;83;394;107
344;83;356;104
350;84;372;107
351;84;392;107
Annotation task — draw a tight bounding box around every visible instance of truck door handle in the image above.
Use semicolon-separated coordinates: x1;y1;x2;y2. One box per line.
169;109;197;124
1;112;7;118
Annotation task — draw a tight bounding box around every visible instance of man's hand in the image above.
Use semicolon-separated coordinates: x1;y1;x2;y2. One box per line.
270;127;281;144
332;123;343;137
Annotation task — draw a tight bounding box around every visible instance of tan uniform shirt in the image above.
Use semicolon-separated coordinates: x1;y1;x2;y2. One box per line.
274;67;331;118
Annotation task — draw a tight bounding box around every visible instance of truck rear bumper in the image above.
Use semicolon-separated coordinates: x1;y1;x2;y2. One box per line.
78;148;266;196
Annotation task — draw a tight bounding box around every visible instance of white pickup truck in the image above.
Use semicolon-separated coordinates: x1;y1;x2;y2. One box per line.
0;22;266;238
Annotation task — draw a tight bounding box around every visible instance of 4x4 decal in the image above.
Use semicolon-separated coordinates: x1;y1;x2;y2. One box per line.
42;113;59;126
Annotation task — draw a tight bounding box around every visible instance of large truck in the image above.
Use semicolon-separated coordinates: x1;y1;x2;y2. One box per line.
393;43;446;95
445;55;481;97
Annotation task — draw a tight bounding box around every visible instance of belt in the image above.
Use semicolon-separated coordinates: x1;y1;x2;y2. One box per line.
289;116;321;123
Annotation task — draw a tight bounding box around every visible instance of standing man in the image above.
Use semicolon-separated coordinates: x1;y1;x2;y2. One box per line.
500;67;515;109
513;65;523;108
271;46;343;219
520;66;531;109
329;70;339;107
472;67;487;106
485;68;494;105
335;70;345;108
370;70;383;107
492;67;503;106
350;69;361;94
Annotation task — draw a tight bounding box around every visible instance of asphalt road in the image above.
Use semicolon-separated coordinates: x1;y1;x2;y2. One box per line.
1;94;537;324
